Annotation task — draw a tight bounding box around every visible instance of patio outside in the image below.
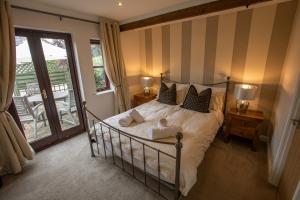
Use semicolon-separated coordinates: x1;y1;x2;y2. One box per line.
13;36;80;143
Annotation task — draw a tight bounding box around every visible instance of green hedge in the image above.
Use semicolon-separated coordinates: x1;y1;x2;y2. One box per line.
14;60;72;96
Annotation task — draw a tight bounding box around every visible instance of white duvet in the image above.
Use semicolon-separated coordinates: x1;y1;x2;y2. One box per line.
93;100;223;196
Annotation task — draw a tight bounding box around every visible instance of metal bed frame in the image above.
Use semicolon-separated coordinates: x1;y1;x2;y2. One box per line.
82;74;230;200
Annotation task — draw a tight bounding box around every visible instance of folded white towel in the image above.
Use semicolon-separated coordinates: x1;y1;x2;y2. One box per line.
129;109;144;123
147;126;182;140
119;115;133;127
158;118;168;127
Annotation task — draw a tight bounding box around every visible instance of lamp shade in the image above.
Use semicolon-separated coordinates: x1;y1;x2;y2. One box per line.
234;84;257;100
141;76;153;87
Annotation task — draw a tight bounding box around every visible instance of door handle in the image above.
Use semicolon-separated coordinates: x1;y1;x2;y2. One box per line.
42;89;48;99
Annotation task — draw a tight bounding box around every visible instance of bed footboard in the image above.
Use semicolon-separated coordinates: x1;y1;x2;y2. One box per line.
82;102;183;200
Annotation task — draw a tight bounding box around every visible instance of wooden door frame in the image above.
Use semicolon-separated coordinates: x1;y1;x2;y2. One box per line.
35;30;85;139
13;28;85;151
270;75;300;185
293;182;300;200
15;28;59;148
8;100;25;137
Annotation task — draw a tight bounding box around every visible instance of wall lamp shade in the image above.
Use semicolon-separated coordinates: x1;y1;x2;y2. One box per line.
234;84;258;113
141;76;153;95
234;84;258;100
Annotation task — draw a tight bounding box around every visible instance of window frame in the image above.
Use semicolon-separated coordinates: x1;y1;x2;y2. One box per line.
90;39;110;92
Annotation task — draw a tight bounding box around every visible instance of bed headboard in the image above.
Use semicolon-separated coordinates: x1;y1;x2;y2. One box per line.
159;73;231;115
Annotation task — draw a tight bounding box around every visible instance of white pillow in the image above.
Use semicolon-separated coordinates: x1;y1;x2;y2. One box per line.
129;109;144;123
158;82;189;104
192;84;226;112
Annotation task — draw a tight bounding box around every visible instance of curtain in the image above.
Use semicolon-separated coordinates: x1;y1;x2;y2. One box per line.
0;0;34;176
99;17;130;113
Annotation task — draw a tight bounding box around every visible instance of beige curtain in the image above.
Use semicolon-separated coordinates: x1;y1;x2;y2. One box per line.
0;0;34;176
99;17;130;113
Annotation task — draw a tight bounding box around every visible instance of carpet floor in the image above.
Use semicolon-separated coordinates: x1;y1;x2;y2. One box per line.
0;133;277;200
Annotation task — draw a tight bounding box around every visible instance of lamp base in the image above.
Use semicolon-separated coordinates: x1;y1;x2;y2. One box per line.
236;100;249;114
144;87;151;96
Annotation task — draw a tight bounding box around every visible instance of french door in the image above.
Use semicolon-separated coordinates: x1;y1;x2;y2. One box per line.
13;28;85;150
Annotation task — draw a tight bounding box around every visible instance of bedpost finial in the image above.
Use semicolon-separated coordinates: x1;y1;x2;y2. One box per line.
176;132;183;140
227;76;230;81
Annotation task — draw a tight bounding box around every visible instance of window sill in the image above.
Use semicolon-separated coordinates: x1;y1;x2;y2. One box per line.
95;89;114;96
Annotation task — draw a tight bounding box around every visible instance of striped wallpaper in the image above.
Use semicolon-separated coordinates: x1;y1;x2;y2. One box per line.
131;0;297;119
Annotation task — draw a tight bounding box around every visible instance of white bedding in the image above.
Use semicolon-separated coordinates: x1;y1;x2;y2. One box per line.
93;100;223;196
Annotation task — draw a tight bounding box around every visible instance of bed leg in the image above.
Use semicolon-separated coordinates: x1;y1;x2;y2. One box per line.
83;101;95;157
87;131;95;157
174;132;183;200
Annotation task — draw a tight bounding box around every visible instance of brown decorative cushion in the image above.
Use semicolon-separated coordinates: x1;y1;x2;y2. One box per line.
180;85;212;113
157;82;177;105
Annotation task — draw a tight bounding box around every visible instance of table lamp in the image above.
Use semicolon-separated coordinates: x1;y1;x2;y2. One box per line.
234;83;258;114
141;76;153;96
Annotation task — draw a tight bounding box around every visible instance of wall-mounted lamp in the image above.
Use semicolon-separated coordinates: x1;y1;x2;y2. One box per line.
141;76;153;96
234;84;258;114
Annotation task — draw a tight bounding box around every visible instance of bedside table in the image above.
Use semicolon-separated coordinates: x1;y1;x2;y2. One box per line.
133;93;157;107
224;108;264;151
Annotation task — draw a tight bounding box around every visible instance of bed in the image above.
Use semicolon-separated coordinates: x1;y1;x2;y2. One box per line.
83;74;230;200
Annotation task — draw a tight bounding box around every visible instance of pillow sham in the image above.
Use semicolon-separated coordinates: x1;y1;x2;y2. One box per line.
162;82;189;104
157;82;177;105
180;85;212;113
193;84;225;112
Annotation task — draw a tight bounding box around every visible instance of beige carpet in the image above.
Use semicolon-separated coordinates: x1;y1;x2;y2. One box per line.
0;133;277;200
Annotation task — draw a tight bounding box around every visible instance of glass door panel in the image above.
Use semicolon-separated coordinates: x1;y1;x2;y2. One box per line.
40;38;80;131
14;36;52;143
14;28;84;151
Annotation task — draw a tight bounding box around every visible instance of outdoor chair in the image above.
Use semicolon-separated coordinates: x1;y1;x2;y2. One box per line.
23;96;47;139
14;96;48;139
56;89;76;124
67;89;77;113
13;96;35;129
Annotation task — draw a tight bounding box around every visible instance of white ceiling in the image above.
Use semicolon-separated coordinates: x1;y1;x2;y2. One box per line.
12;0;216;23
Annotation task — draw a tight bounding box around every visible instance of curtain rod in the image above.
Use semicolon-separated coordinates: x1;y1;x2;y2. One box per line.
11;5;100;25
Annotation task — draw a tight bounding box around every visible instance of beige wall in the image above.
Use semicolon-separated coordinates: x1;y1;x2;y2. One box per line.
121;0;297;126
11;0;297;127
12;6;115;119
271;0;300;175
120;30;142;104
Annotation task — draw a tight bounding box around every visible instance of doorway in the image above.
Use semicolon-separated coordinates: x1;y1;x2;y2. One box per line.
13;28;85;150
278;76;300;200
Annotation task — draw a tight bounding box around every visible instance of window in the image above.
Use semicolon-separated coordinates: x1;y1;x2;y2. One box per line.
90;40;110;92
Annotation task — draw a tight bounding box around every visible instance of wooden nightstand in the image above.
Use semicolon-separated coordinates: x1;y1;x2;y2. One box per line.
224;108;264;151
133;92;157;107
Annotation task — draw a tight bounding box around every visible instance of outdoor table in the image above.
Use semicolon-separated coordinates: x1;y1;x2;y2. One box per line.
27;90;68;103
